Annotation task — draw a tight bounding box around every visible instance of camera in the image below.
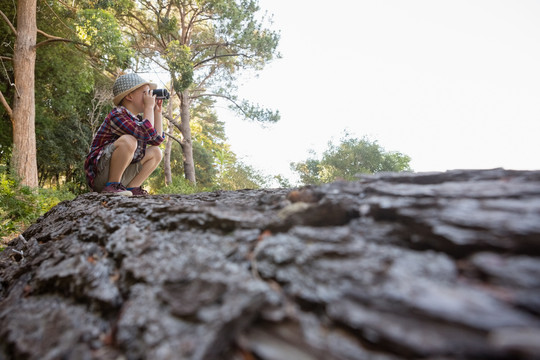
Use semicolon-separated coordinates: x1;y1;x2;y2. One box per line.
152;89;170;100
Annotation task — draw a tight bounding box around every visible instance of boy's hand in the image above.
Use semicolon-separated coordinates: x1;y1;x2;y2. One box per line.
143;90;156;109
155;99;163;113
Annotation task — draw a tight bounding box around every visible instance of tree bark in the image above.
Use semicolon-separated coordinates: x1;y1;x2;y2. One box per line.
164;123;173;186
179;89;196;184
163;81;174;186
1;169;540;360
11;0;38;187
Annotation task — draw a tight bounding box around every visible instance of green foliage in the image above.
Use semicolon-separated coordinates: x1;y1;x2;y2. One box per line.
291;157;321;186
158;13;178;36
151;157;270;194
273;174;292;188
191;99;227;150
164;41;193;93
191;0;280;122
34;39;98;189
200;0;280;69
0;120;12;166
193;141;219;187
233;98;280;123
0;4;15;158
191;103;269;190
218;161;268;190
75;9;133;69
153;174;200;195
0;172;75;240
0;174;39;237
291;134;412;185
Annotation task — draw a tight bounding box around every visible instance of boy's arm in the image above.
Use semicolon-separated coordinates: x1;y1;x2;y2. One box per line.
153;99;163;136
142;90;155;126
110;109;158;141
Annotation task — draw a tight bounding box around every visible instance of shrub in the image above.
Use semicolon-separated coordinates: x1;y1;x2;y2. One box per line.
153;175;201;195
0;172;75;241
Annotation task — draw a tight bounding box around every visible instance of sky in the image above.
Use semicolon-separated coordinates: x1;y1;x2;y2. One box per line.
146;0;540;184
213;0;540;183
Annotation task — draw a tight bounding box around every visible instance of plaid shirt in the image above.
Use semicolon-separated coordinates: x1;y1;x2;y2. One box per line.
84;106;165;189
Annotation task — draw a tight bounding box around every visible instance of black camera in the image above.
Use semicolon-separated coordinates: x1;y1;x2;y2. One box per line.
152;89;170;100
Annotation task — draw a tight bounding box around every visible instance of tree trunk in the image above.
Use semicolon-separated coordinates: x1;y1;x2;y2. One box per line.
164;122;172;186
1;169;539;360
11;0;38;188
163;81;174;186
179;90;196;184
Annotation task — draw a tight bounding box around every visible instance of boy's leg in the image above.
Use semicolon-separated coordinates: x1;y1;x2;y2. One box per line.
126;146;163;188
108;135;138;183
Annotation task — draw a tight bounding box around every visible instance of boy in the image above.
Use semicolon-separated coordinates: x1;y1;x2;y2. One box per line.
84;73;165;196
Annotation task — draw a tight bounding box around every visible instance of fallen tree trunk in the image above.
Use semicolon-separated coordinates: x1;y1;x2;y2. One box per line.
1;168;539;360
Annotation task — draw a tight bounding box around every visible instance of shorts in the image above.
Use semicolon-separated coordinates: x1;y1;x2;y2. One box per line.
93;143;142;192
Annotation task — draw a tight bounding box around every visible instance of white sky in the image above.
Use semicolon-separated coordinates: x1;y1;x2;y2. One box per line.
215;0;540;182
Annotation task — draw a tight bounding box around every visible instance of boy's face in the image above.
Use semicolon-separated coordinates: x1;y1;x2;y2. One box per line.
124;84;150;114
130;85;151;111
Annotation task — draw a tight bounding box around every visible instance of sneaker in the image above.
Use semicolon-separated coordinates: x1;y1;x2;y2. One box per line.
129;186;149;196
101;183;133;196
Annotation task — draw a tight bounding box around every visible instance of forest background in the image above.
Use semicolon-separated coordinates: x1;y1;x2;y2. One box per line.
0;0;410;242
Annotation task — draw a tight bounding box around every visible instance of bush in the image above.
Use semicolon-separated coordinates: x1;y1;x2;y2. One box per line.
0;172;76;241
153;175;201;195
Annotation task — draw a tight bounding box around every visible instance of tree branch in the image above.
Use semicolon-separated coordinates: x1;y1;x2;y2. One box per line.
122;12;156;44
54;0;77;12
0;90;13;122
35;29;77;48
194;93;249;118
130;45;170;72
197;66;217;90
0;10;17;36
165;131;183;147
193;53;247;69
191;42;229;49
140;0;169;49
184;8;200;44
35;38;74;48
42;0;77;35
164;113;182;129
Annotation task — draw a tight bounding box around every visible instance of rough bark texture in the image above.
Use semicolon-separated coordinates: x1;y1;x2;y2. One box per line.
11;0;38;187
1;169;540;360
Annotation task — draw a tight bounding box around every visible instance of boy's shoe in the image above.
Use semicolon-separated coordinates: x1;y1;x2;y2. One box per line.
101;183;133;196
129;186;149;196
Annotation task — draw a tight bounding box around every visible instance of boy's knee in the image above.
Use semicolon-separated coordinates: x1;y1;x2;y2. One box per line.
149;146;163;163
115;135;137;153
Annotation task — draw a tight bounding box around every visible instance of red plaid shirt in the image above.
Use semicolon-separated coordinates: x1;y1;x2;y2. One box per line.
84;106;165;189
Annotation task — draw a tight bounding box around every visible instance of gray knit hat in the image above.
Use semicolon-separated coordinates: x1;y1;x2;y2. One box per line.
112;73;157;106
